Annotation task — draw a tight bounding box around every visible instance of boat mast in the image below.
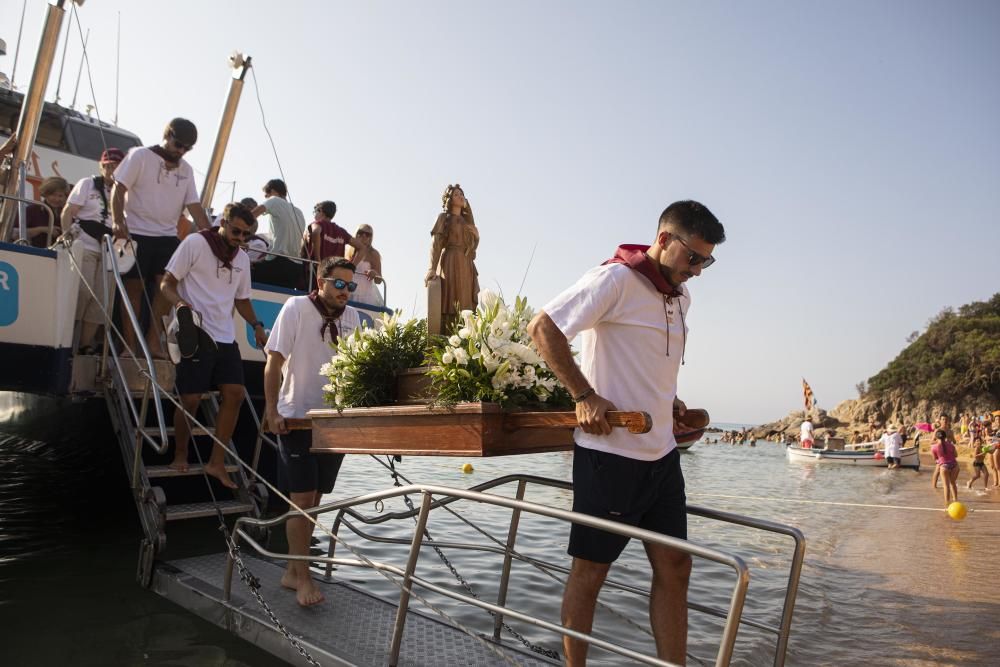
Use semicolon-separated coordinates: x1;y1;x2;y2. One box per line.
1;0;76;243
200;53;252;212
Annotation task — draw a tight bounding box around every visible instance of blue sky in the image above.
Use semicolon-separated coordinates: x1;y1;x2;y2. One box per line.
3;1;997;422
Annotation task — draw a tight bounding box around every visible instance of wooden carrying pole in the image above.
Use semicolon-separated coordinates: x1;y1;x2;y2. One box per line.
283;410;652;434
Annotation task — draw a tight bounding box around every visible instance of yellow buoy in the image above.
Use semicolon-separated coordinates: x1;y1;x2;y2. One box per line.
461;463;474;474
947;502;967;521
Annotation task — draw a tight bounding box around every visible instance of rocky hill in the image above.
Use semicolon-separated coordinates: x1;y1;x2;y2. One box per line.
755;293;1000;437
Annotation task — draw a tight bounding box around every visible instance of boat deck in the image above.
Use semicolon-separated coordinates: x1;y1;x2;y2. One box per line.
153;552;558;667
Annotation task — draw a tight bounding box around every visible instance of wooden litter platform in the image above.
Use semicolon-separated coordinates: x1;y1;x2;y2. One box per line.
290;403;652;457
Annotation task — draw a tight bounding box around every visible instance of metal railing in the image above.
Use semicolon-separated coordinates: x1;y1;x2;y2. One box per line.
0;189;57;247
251;244;389;310
231;477;805;667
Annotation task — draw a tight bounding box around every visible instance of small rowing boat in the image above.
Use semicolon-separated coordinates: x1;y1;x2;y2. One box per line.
786;442;920;469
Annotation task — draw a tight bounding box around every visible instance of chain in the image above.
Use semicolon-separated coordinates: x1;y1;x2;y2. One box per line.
226;534;322;667
385;457;560;661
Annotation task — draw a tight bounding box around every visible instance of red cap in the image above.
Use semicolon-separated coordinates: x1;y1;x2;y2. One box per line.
100;147;125;163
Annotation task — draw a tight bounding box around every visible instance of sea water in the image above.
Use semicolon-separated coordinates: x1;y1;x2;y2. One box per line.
1;423;997;666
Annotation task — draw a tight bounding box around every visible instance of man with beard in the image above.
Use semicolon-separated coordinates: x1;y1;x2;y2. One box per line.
160;203;267;489
112;118;212;357
263;257;361;606
527;200;725;666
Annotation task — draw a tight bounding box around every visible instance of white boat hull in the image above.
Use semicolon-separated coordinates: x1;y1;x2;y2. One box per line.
786;444;920;469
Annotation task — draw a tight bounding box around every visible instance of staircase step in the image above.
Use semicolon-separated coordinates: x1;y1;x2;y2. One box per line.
140;425;216;438
164;500;255;521
147;463;240;478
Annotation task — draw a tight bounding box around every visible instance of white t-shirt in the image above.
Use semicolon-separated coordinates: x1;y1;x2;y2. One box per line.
165;232;251;343
265;296;362;419
259;197;305;261
115;147;199;237
880;432;902;457
67;175;113;252
544;262;689;461
800;421;814;442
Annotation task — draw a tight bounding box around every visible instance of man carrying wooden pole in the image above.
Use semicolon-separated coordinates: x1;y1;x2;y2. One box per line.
528;200;726;666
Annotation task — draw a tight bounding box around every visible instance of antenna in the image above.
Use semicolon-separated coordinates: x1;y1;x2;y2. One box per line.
9;0;28;89
54;2;74;103
70;28;88;109
113;11;120;126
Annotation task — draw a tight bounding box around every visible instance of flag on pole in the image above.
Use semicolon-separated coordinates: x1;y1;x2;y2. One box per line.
802;379;817;410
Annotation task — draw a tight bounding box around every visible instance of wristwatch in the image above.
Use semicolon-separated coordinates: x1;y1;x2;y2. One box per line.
252;321;264;329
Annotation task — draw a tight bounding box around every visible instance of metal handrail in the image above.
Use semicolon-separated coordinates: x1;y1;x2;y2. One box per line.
320;472;803;666
232;481;760;667
0;191;56;247
250;244;388;308
100;233;169;452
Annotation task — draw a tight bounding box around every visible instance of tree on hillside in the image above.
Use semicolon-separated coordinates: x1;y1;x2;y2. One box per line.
865;293;1000;404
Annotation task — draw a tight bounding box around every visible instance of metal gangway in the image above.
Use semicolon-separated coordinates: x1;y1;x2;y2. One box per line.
155;474;805;667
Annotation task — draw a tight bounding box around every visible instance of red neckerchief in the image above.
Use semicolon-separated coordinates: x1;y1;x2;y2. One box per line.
147;145;180;168
603;244;682;297
199;228;238;269
308;291;344;343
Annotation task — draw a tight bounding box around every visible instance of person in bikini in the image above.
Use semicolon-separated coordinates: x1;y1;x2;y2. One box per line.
931;429;960;506
160;203;267;488
264;257;361;606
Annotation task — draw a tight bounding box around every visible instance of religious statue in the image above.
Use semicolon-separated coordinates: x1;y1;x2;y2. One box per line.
425;183;480;335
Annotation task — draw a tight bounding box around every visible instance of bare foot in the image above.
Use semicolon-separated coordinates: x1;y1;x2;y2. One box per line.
296;577;325;607
281;570;299;591
169;458;190;473
203;462;238;489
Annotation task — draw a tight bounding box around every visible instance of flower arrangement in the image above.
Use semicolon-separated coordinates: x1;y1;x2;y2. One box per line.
321;312;428;409
426;290;572;409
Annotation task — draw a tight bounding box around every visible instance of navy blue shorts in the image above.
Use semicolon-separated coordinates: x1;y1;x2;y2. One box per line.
279;429;344;495
128;233;180;281
569;445;687;564
174;340;244;395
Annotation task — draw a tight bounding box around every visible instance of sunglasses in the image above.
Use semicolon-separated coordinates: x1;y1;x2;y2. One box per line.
356;230;372;237
324;277;358;292
225;225;252;238
673;235;716;268
168;132;193;152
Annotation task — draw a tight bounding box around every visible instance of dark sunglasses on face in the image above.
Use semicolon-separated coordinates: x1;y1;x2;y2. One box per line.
673;235;716;268
324;277;358;292
356;231;372;237
225;225;252;238
168;132;193;152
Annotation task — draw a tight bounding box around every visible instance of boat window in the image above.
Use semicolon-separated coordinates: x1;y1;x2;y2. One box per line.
66;121;142;160
35;112;69;151
0;95;68;151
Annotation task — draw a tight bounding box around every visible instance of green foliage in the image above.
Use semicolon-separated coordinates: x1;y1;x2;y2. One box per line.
321;313;428;409
866;293;1000;404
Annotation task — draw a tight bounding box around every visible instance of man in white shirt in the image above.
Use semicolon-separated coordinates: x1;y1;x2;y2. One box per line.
264;257;361;606
61;147;124;353
160;203;268;489
880;424;903;469
800;418;815;449
251;178;306;289
528;200;725;666
111;118;212;357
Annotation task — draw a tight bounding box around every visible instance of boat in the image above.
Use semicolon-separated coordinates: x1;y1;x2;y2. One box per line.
1;4;805;665
786;441;921;469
